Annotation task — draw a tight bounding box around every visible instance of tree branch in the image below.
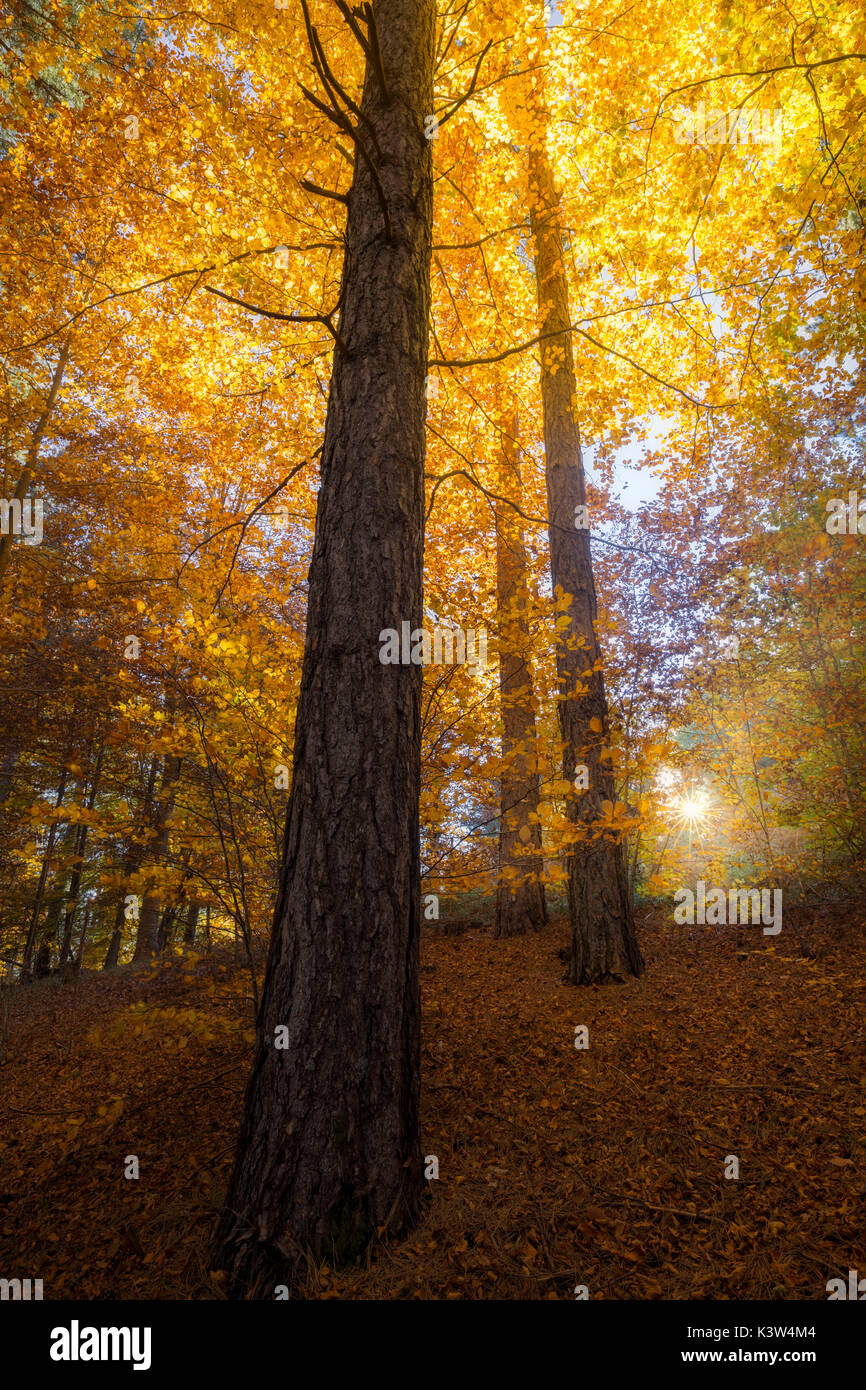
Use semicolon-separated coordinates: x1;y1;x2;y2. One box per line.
202;285;349;352
435;39;492;127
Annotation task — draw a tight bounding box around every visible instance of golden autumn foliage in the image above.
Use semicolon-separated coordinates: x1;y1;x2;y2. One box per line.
0;0;864;1307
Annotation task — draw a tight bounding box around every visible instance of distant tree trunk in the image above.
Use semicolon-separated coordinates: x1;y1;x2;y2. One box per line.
59;745;103;966
58;820;87;965
0;340;69;591
215;0;436;1295
133;754;181;962
21;768;68;975
102;894;125;971
157;854;195;954
34;942;52;978
132;899;159;964
75;905;91;967
156;905;176;953
527;84;643;984
38;894;66;961
494;411;547;937
182;901;200;947
104;757;160;970
0;737;19;806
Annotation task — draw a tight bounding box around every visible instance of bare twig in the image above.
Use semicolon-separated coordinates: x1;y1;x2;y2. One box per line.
203;285;349;354
436;39;492;128
299;177;349;205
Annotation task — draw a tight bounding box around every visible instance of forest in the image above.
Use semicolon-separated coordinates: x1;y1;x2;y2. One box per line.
0;0;864;1311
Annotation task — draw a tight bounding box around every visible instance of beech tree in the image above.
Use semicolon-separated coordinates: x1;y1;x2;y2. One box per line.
494;411;547;937
2;0;865;1301
523;37;643;984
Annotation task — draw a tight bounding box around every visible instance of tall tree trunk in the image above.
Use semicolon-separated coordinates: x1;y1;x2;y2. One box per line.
526;75;643;984
494;412;547;937
133;754;181;962
215;0;436;1294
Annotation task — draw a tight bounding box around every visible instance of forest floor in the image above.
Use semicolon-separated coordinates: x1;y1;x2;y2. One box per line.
1;906;864;1300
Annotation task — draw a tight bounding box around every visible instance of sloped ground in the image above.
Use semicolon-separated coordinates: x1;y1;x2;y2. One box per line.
1;907;863;1300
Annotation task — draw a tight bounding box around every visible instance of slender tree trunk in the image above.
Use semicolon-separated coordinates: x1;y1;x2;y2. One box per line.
59;744;103;965
0;737;19;806
0;341;69;591
102;895;126;971
494;411;547;937
103;756;160;970
133;754;181;962
58;820;87;965
75;905;91;967
182;900;200;947
526;84;643;984
156;904;177;953
38;808;81;961
215;0;436;1295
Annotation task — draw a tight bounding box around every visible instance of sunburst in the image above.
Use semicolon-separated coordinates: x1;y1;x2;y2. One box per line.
672;787;713;853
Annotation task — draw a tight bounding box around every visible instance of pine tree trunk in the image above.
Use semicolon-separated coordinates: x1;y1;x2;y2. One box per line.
214;0;436;1295
494;412;547;937
527;124;643;984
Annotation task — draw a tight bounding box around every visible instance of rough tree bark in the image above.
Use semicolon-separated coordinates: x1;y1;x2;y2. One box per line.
214;0;436;1295
527;82;643;984
494;412;547;937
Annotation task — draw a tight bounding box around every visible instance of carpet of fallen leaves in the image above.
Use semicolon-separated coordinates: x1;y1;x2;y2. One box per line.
1;906;864;1300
